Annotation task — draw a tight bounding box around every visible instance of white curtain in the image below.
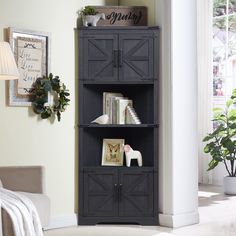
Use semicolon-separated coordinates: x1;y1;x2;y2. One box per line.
197;0;213;184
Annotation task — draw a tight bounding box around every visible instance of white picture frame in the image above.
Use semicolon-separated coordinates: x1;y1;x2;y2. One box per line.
8;27;51;106
101;138;125;166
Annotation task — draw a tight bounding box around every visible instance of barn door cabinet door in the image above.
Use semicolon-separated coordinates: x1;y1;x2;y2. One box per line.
118;168;154;217
82;34;118;81
80;29;155;81
83;168;154;218
118;34;154;81
83;168;118;217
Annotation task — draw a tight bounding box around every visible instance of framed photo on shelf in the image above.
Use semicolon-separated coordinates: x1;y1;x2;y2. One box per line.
8;27;51;106
101;139;125;166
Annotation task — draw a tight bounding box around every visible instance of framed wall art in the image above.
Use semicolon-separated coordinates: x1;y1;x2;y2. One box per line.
101;138;125;166
8;27;51;106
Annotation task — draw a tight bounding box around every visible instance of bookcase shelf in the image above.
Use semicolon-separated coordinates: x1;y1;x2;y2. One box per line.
78;124;159;128
80;83;156;124
82;80;155;85
83;166;155;170
78;26;159;226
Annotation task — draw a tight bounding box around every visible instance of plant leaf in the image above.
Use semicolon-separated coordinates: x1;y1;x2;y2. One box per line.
228;109;236;121
213;107;224;113
231;88;236;99
203;134;214;142
207;159;219;171
226;99;234;108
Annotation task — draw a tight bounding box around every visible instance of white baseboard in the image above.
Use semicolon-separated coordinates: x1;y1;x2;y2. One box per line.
44;211;199;229
44;213;77;230
159;210;199;228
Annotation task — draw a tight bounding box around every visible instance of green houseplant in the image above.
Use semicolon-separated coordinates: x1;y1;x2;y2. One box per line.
81;6;97;16
80;6;105;27
203;89;236;194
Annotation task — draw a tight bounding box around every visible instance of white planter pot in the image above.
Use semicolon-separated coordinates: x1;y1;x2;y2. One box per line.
82;13;105;27
223;176;236;195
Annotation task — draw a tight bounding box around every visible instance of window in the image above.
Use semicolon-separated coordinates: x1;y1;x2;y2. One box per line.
213;0;236;108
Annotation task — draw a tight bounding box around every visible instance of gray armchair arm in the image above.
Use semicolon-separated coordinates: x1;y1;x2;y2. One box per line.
0;166;45;193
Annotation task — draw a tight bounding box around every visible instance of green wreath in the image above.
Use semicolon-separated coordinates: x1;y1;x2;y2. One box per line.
31;73;70;122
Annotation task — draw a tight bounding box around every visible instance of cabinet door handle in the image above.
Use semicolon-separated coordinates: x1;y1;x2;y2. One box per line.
113;50;118;68
114;184;118;201
118;50;123;68
118;184;123;202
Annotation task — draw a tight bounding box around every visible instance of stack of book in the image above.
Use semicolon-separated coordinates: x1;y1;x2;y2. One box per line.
103;92;141;124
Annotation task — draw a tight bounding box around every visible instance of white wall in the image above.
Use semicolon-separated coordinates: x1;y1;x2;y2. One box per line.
0;0;116;227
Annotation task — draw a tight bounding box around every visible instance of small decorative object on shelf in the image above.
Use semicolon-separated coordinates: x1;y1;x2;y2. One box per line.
126;105;141;124
92;6;147;26
124;144;142;167
91;114;109;124
101;139;125;166
81;6;105;27
31;73;70;122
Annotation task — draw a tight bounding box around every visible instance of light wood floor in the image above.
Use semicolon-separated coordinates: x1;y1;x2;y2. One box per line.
44;184;236;236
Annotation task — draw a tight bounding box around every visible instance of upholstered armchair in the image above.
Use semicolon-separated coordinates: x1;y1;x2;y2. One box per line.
0;166;50;236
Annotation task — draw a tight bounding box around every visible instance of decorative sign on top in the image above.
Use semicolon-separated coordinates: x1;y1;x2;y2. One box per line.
93;6;147;26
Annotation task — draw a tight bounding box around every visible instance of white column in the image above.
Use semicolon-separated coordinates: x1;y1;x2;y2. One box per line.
156;0;199;227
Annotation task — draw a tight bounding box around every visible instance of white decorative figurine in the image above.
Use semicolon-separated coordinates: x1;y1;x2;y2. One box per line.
124;144;142;167
91;114;109;124
82;13;105;27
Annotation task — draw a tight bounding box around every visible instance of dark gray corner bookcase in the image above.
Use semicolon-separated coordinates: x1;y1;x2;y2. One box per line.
77;26;160;225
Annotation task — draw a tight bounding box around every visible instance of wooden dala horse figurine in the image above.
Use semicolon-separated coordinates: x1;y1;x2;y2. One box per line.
124;144;143;167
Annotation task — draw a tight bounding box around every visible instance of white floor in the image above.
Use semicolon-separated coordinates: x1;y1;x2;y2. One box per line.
44;184;236;236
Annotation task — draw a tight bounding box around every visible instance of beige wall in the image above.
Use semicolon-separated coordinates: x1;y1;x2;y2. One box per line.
0;0;117;222
119;0;156;26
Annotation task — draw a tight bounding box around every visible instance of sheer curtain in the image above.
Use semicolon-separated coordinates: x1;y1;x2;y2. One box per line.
198;0;213;184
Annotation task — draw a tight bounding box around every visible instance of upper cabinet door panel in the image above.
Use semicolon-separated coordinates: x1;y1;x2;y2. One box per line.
119;34;154;81
83;35;118;81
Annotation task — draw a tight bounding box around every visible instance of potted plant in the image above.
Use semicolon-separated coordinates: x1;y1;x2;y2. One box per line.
203;89;236;194
81;6;97;16
80;6;105;27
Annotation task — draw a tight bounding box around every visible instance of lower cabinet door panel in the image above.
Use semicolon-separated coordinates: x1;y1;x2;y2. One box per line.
82;167;154;221
83;169;118;217
119;168;154;217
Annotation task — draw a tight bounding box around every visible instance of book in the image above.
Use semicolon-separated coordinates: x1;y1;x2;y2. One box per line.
102;92;141;124
126;105;141;124
116;98;133;124
103;92;123;124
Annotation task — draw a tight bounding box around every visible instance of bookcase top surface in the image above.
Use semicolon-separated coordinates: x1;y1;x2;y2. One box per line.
76;26;160;31
78;124;159;128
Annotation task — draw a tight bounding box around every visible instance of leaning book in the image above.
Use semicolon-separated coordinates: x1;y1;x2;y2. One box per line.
126;105;141;124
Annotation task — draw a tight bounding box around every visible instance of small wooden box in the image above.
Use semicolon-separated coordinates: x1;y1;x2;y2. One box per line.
93;6;147;26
